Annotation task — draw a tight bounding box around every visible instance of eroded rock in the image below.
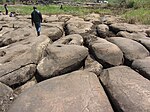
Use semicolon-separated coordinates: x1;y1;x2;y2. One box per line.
117;31;148;41
96;24;109;38
0;35;51;86
42;25;64;41
0;27;35;46
107;37;149;64
53;34;83;45
84;55;103;76
84;13;101;23
137;38;150;51
110;23;150;34
0;64;36;86
43;15;59;23
101;15;123;25
66;19;93;35
0;82;13;112
90;38;123;67
37;44;88;78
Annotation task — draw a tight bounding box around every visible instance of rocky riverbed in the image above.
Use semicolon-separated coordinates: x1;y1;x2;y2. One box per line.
0;13;150;112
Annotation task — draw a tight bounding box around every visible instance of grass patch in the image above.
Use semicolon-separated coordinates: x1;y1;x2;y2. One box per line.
122;8;150;24
0;5;112;16
108;0;150;8
0;4;149;25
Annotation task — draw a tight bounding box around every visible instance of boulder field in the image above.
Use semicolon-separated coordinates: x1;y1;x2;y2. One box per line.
0;14;150;112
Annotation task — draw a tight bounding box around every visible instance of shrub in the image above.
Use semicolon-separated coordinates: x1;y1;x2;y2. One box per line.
127;1;135;8
122;8;150;24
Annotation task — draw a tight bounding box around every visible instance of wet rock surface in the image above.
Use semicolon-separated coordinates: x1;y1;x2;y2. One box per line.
0;14;150;112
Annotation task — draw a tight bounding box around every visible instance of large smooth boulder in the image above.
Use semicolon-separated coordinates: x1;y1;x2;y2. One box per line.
53;34;83;45
96;24;109;38
67;16;84;22
16;15;31;23
6;21;31;28
42;25;64;41
37;44;88;78
0;44;30;64
140;25;150;36
57;14;73;22
84;34;99;47
110;23;150;33
84;13;101;23
100;15;123;25
0;15;17;21
132;57;150;80
0;27;35;46
0;27;14;36
8;71;113;112
41;22;65;32
100;66;150;112
0;82;13;112
0;64;36;86
43;15;59;22
107;37;149;64
137;38;150;51
0;35;51;64
117;31;150;51
66;20;93;35
0;21;6;25
90;38;123;67
29;35;52;63
0;35;51;86
117;31;148;41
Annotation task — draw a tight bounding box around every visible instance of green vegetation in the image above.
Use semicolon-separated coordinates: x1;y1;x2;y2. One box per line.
0;0;149;24
107;0;150;24
108;0;150;8
0;5;112;15
122;8;150;24
128;0;150;8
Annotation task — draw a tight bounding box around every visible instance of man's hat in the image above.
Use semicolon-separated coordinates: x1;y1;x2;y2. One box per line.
4;4;7;7
33;6;37;9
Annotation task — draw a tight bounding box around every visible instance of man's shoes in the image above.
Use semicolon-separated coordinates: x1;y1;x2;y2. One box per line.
37;32;40;36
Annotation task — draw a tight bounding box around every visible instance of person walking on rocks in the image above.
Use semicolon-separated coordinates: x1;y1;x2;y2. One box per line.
4;4;8;15
31;6;42;36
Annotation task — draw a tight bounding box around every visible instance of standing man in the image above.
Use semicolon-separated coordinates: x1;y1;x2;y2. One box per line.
4;4;8;15
31;6;42;36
